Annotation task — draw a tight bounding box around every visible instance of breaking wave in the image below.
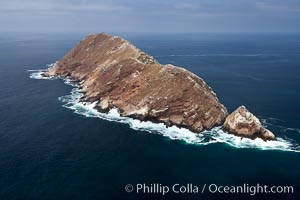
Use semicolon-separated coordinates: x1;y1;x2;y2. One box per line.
28;63;58;80
29;68;300;153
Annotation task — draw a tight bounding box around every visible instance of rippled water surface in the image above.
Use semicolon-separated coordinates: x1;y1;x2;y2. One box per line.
1;32;300;199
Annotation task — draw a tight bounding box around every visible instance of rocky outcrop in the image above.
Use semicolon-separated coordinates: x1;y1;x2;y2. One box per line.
44;32;276;141
45;33;227;133
223;106;276;141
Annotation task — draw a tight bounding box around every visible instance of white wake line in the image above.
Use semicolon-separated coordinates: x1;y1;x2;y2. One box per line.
260;117;300;134
28;69;300;153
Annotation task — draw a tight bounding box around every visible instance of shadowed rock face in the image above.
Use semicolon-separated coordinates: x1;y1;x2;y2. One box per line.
45;32;228;133
223;106;276;141
44;32;276;140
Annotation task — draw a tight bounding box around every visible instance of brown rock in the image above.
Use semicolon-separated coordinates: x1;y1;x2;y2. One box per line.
44;32;227;133
223;106;276;141
260;127;276;141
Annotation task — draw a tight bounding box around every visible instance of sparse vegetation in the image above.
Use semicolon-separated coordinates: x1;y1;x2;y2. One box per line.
137;53;156;64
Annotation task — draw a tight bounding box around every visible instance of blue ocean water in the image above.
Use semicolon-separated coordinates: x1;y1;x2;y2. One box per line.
0;32;300;199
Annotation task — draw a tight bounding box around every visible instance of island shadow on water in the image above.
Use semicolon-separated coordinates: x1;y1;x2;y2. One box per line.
29;66;300;153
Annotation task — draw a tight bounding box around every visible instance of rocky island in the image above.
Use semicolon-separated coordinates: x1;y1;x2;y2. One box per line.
44;32;275;141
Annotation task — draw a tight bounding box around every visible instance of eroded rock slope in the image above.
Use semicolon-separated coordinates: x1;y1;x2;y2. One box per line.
45;32;276;141
45;33;227;132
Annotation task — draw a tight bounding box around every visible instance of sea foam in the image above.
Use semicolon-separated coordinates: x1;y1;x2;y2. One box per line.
28;63;58;80
28;66;300;153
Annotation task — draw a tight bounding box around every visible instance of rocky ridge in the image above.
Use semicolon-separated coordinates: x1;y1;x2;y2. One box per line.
44;32;275;141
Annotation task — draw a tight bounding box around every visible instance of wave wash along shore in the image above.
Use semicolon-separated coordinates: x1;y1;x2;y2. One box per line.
29;65;300;153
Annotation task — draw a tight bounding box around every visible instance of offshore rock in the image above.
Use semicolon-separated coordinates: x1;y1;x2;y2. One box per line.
223;106;276;141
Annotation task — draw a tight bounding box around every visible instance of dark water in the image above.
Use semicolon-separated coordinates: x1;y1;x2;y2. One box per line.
0;32;300;200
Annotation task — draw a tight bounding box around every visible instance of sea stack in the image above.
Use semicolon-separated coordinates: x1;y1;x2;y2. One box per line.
44;32;275;141
223;106;276;141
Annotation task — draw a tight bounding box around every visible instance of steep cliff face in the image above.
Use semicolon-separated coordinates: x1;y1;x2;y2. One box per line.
45;33;276;141
45;33;228;132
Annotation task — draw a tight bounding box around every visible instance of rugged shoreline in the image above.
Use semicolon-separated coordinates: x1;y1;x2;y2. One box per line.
43;32;275;141
45;68;225;133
